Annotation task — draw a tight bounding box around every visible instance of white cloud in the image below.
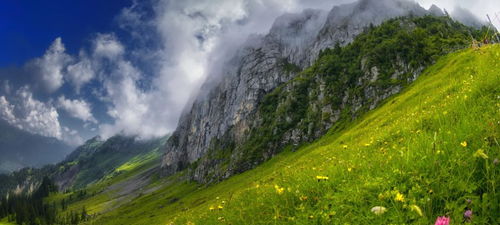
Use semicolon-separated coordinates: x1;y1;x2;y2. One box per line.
28;38;72;93
93;33;125;60
57;95;97;124
98;58;160;138
0;96;17;123
0;87;84;146
66;51;95;93
62;126;84;146
0;86;62;139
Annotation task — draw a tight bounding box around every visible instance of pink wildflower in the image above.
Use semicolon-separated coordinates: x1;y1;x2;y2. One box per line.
464;209;473;222
435;216;450;225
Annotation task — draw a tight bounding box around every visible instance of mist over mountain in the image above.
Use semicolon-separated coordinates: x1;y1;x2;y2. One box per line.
0;119;72;174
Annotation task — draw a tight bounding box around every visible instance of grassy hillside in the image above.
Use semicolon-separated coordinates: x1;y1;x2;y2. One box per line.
57;44;499;224
194;16;492;182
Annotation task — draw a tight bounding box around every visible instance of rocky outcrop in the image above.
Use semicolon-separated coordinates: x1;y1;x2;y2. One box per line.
161;0;446;182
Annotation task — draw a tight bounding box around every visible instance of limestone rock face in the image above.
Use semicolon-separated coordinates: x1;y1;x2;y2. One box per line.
161;0;439;182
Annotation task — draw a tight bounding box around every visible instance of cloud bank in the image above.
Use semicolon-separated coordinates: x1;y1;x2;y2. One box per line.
0;87;62;139
0;87;83;145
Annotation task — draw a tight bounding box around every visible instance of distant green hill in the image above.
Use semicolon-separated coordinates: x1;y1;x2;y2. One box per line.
53;135;167;190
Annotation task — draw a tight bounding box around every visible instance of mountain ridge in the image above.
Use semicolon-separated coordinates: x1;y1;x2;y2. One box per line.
160;0;489;183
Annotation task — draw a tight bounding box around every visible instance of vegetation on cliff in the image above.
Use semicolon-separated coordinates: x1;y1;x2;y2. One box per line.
200;16;495;181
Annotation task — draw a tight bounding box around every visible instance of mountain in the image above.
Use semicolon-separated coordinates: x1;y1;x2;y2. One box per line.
53;135;167;190
160;0;483;183
41;33;500;224
0;119;72;174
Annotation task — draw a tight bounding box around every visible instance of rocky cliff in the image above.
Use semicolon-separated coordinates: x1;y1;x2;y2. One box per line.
161;0;459;182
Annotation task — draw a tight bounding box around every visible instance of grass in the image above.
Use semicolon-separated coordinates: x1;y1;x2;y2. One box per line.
0;217;15;225
64;45;499;224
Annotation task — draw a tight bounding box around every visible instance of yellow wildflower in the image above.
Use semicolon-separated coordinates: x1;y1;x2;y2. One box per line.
460;141;468;147
394;192;405;202
275;185;285;195
342;144;348;149
316;175;329;181
209;206;215;211
347;168;352;172
218;205;224;210
299;196;308;201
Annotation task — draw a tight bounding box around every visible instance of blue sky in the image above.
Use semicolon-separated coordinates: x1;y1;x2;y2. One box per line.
0;0;137;145
0;0;497;147
0;0;132;67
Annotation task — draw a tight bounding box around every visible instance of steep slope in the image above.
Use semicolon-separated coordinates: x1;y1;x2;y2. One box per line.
0;119;72;174
162;0;447;181
65;44;499;225
172;45;500;224
164;14;492;183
